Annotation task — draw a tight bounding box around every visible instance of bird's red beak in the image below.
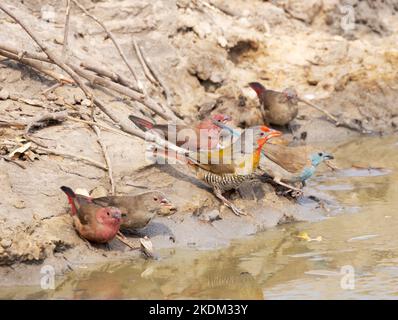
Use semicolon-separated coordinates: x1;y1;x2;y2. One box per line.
266;129;282;141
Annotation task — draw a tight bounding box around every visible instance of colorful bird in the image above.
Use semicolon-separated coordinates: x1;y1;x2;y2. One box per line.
259;144;334;193
249;82;298;126
129;113;231;151
183;125;282;216
93;191;176;230
60;186;121;244
211;122;333;193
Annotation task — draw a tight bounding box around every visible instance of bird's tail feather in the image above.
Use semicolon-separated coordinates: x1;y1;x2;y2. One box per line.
128;115;154;131
60;186;78;216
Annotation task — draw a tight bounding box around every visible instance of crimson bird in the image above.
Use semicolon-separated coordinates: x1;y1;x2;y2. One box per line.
60;186;121;244
129;113;231;151
249;82;298;126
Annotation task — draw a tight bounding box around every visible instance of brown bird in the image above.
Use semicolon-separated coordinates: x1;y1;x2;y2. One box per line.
129;113;231;151
249;82;298;126
60;186;121;244
259;144;334;193
180;125;282;216
92;191;176;230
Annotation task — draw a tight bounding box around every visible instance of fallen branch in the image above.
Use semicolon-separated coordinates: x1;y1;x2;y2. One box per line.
0;49;73;84
298;97;367;133
25;111;68;134
0;118;26;129
80;60;138;91
0;155;26;169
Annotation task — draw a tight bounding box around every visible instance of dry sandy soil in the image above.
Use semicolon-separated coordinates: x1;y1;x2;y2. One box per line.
0;0;398;285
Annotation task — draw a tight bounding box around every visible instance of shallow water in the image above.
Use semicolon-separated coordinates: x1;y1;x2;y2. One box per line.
3;136;398;299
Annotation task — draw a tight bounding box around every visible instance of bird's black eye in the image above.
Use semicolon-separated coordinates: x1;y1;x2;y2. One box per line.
260;132;265;136
318;152;323;157
153;197;158;201
107;212;110;216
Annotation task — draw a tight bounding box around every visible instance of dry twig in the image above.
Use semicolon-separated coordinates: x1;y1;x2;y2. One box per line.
92;122;116;194
70;0;141;90
25;111;68;134
133;39;157;86
0;48;73;84
0;155;26;169
36;145;108;170
62;0;71;59
298;97;366;133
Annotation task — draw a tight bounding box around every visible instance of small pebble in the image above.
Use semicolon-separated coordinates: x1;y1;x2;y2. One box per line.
1;239;12;248
0;88;10;100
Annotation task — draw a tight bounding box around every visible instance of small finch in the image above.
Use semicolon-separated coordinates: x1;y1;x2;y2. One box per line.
249;82;298;126
60;186;121;244
129;113;231;151
92;191;176;230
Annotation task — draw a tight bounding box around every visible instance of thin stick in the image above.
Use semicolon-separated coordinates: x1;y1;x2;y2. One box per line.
139;45;174;107
116;233;139;250
133;42;181;117
92;123;115;194
62;0;71;59
80;60;139;92
67;62;177;120
133;39;157;85
298;97;339;123
298;97;366;133
0;118;26;129
0;155;26;169
0;49;73;84
41;82;63;96
0;43;49;62
67;116;132;138
35;145;107;170
70;0;141;90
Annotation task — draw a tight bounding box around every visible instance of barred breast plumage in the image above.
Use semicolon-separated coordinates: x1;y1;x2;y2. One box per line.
198;167;256;191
